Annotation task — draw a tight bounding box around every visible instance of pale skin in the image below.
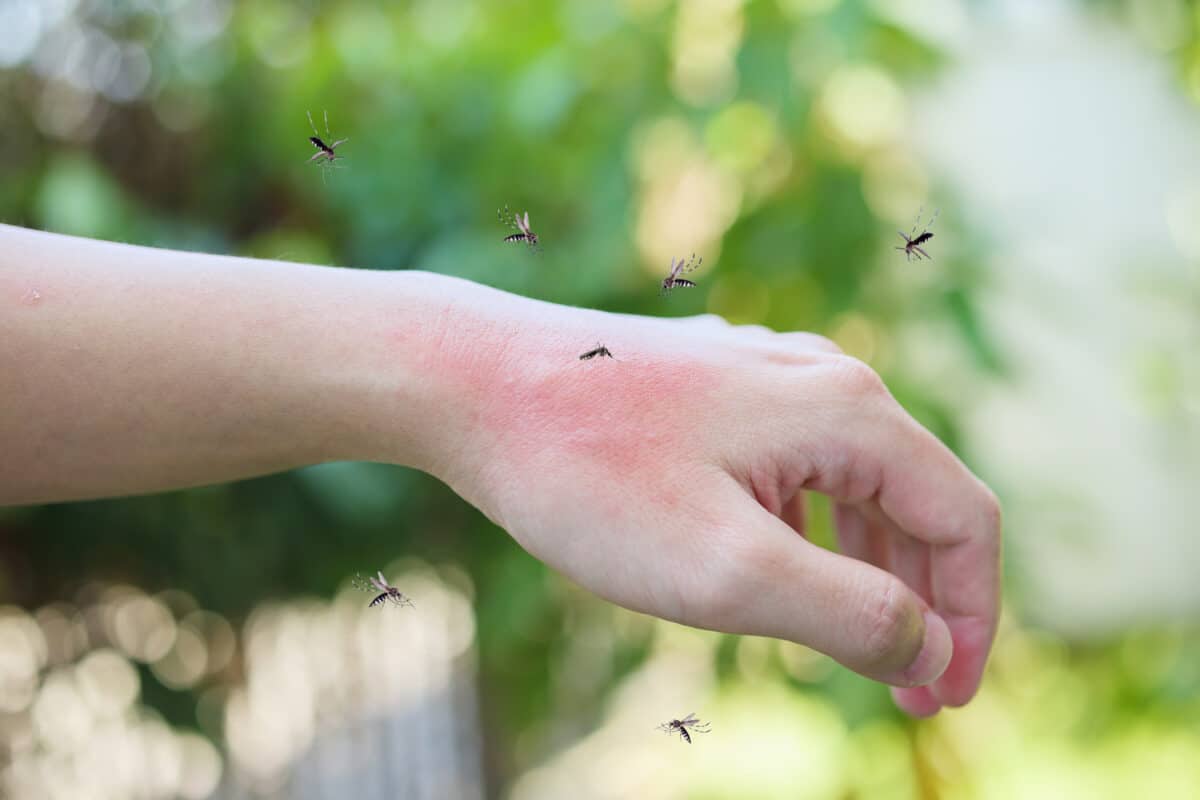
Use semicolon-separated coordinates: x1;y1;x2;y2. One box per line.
0;224;1001;716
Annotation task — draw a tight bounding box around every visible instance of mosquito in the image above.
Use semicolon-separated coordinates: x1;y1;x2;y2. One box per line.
578;343;615;361
352;571;414;609
657;713;711;744
660;253;702;294
895;207;939;261
498;206;540;251
307;110;348;181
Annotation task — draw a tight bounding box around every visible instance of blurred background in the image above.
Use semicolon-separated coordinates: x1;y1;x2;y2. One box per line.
1;0;1199;797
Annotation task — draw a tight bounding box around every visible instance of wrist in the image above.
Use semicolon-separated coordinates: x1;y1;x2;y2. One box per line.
348;270;594;514
332;270;512;481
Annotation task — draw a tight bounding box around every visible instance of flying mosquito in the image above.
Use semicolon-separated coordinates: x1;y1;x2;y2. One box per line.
578;343;615;361
657;713;711;744
498;206;540;251
307;110;348;179
353;571;414;609
660;253;702;294
895;207;939;261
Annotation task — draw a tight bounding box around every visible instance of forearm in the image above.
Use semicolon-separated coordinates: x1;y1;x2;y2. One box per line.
0;225;466;504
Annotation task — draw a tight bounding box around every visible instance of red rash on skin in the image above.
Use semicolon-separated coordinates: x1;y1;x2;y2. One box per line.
382;303;724;518
472;349;720;490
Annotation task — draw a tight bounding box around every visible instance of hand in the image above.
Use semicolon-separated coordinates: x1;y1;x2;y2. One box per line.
428;297;1001;714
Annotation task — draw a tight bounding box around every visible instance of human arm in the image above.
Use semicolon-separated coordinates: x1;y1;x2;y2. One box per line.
0;224;458;500
0;224;1001;713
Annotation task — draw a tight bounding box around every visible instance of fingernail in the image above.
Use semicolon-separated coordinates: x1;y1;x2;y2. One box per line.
900;610;953;686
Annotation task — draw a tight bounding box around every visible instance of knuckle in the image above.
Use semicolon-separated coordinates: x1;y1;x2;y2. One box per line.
827;356;888;400
806;333;843;354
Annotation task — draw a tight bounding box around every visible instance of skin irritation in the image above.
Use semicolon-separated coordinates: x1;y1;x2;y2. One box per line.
423;315;721;488
496;356;716;479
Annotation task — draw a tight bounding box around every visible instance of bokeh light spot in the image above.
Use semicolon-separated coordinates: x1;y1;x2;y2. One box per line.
819;65;907;154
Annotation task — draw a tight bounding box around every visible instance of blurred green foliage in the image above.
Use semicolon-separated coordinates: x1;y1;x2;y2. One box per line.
2;0;1198;797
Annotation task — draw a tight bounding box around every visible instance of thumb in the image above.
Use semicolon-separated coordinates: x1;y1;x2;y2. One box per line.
721;503;953;686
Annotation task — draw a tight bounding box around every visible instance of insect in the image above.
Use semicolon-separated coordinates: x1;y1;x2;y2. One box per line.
498;206;540;250
895;207;939;261
657;713;711;744
352;571;414;609
578;343;615;360
660;253;702;294
307;110;348;180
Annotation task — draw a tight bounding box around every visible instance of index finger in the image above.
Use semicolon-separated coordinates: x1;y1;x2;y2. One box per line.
929;525;1002;705
810;363;1002;705
871;420;1002;707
